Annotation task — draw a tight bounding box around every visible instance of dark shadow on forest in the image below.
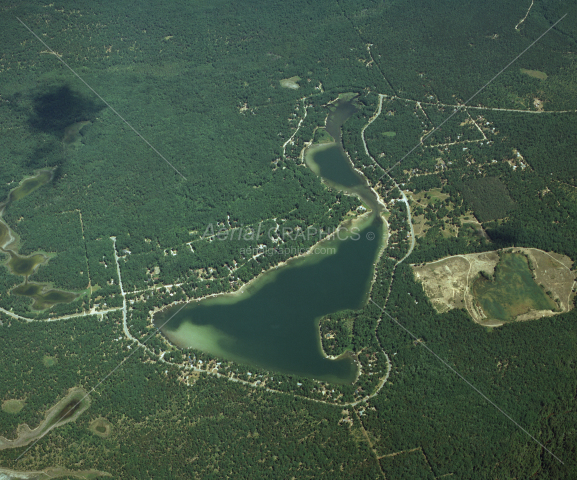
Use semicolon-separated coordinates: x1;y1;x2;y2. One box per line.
26;140;63;170
21;85;106;173
28;85;105;136
486;223;524;247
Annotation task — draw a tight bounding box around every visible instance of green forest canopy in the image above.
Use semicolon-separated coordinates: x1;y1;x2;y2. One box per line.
0;0;576;478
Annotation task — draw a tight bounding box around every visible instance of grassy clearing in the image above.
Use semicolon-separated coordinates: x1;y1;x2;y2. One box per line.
410;188;449;205
280;76;301;89
2;399;25;414
0;466;111;479
337;92;358;101
521;68;547;80
525;249;575;312
89;417;112;438
43;355;57;367
473;253;558;322
63;120;91;147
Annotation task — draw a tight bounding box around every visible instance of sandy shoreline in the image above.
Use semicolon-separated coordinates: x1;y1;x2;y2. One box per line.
153;135;391;368
151;208;380;323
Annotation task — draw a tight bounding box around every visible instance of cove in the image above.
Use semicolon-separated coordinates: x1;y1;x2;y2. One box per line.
155;96;386;383
306;143;363;189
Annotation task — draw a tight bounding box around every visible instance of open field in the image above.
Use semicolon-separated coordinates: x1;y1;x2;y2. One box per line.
413;251;499;321
413;248;575;326
473;253;558;322
0;466;111;479
521;68;548;80
42;355;57;367
408;188;449;205
2;399;25;414
407;185;486;240
521;248;576;316
89;418;112;438
280;76;301;89
411;214;429;237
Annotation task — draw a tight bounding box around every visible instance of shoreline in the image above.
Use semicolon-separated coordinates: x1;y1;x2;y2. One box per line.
151;209;379;323
304;141;388;215
152;96;391;387
0;169;54;269
0;168;82;311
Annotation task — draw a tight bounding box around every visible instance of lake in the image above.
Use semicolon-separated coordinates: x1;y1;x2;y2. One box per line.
155;97;386;383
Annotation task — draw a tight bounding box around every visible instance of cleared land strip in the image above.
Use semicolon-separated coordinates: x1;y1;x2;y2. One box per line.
515;0;535;31
0;305;121;323
379;93;576;114
282;97;309;158
378;447;422;459
0;466;111;480
352;406;387;478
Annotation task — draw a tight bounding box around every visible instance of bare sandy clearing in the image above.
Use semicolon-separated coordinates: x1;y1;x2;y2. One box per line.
412;248;575;326
280;76;301;89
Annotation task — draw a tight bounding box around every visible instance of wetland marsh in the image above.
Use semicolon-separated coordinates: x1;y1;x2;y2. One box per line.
0;170;79;309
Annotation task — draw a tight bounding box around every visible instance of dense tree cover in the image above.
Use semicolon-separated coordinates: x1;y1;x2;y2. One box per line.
320;310;354;356
0;0;388;314
331;5;577;475
379;450;435;480
11;208;88;291
338;0;577;109
0;314;380;478
423;109;485;145
1;0;577;477
435;159;577;263
404;174;441;194
362;100;428;176
483;112;577;186
365;263;577;478
455;176;517;222
347;92;577;265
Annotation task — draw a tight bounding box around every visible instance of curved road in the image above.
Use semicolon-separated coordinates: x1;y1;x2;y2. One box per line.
360;94;416;262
